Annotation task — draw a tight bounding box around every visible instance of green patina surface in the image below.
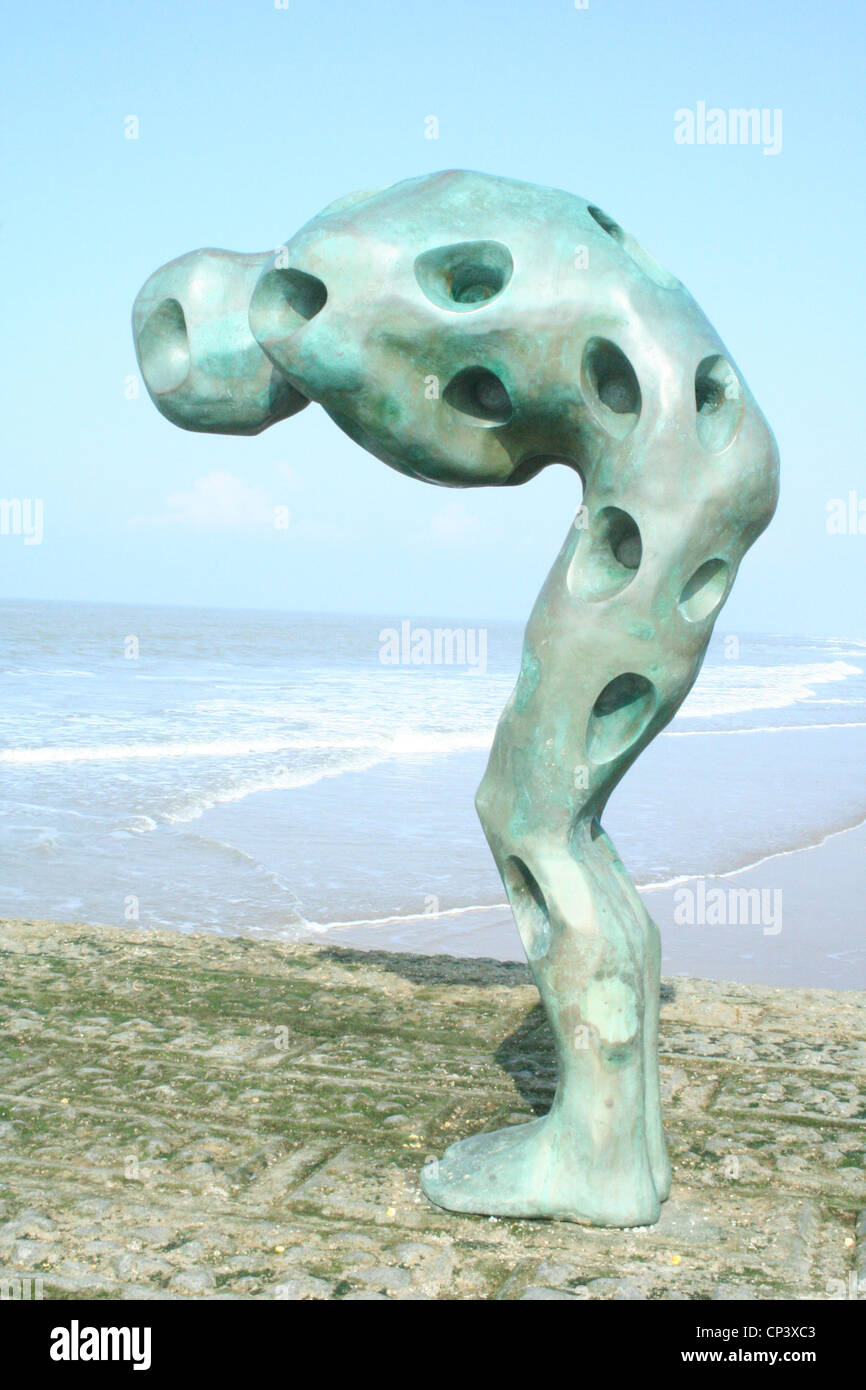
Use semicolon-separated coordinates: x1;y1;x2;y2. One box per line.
131;171;781;1225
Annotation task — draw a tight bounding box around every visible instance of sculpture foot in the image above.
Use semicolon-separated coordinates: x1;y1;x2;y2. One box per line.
421;1114;662;1227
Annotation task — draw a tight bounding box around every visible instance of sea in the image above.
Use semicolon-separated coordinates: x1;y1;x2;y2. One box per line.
1;600;864;982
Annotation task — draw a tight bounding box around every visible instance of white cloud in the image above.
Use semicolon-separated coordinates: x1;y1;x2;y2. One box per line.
165;471;280;529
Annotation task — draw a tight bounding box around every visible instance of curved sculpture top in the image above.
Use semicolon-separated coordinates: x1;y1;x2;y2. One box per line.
133;171;779;1226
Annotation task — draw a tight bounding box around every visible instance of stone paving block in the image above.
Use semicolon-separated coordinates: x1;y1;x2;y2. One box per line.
0;918;863;1299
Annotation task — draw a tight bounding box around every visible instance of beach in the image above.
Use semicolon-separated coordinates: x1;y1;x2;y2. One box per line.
314;818;866;991
2;600;863;990
3;607;863;1290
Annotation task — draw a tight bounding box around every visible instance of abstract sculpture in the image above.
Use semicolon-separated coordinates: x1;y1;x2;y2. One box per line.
133;171;779;1226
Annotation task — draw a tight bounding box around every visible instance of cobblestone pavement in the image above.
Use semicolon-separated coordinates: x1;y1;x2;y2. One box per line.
0;918;864;1300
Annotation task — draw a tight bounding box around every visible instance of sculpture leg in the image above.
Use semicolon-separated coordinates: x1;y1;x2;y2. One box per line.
421;820;666;1226
590;821;671;1202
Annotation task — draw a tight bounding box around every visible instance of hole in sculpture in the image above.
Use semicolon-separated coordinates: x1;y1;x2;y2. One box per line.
137;298;190;395
249;267;327;343
587;673;656;764
695;355;743;452
414;240;513;311
586;205;679;290
605;507;642;570
503;857;551;962
679;557;730;622
587;205;622;240
581;338;641;438
443;366;513;426
570;506;642;600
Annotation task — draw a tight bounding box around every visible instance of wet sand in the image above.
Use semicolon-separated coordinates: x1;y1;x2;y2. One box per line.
302;820;866;991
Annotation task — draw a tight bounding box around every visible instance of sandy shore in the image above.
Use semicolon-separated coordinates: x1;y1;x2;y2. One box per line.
304;819;866;991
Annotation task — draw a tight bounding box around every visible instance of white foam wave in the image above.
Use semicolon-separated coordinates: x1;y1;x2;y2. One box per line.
665;720;866;738
301;901;511;933
638;813;866;892
5;708;861;770
161;759;378;824
159;730;493;823
300;815;866;935
682;661;862;718
0;728;493;767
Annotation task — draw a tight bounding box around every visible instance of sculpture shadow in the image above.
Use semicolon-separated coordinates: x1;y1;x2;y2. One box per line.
494;981;677;1115
494;1001;556;1115
315;943;533;991
315;943;674;1116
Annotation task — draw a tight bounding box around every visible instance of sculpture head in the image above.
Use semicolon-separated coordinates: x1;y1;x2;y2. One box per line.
133;169;777;509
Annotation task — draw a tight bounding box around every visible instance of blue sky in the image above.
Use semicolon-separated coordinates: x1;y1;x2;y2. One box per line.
2;0;863;632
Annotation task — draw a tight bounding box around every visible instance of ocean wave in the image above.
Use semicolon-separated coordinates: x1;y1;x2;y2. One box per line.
0;727;494;767
3;711;860;769
0;736;348;765
637;812;866;892
1;662;861;815
681;660;863;718
665;720;866;737
159;763;361;823
300;815;866;935
301;901;511;933
159;731;493;823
